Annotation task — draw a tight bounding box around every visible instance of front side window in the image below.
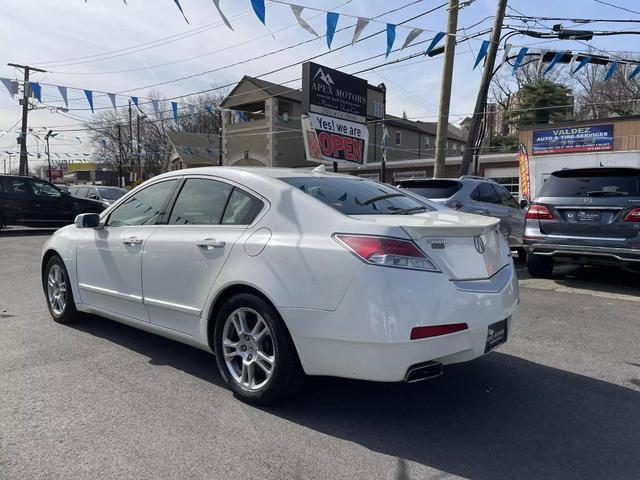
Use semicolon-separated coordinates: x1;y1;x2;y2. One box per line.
281;177;434;215
107;180;177;227
31;179;61;198
169;178;233;225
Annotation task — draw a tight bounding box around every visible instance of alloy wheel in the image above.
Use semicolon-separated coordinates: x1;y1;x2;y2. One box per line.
47;264;67;315
222;307;275;391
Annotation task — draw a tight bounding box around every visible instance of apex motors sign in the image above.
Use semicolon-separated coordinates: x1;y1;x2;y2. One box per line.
532;124;614;155
301;62;369;165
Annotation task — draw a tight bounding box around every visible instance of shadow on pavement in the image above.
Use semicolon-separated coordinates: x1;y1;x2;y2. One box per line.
69;315;639;480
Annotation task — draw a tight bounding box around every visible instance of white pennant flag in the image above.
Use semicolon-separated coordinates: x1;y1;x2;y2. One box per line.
188;104;196;116
108;93;117;111
57;85;68;108
152;99;160;117
401;28;423;50
0;78;18;97
537;50;547;73
291;5;319;37
352;17;369;45
502;44;512;64
212;0;233;30
568;54;578;76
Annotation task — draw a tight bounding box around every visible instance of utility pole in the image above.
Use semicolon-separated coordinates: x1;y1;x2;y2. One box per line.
379;83;387;182
433;0;459;179
218;110;223;166
136;114;141;183
128;100;133;185
117;124;125;188
459;0;508;176
8;63;47;176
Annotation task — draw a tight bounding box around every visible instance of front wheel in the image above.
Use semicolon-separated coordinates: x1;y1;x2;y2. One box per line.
527;254;554;278
43;255;82;323
214;293;302;405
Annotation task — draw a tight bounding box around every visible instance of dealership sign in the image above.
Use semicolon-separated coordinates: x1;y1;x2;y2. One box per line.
532;124;613;155
301;62;368;165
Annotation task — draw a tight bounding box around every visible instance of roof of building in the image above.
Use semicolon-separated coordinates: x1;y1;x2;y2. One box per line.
166;131;220;166
384;115;465;142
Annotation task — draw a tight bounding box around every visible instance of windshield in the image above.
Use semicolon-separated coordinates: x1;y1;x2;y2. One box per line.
397;179;462;199
98;187;126;200
539;169;640;198
281;176;435;215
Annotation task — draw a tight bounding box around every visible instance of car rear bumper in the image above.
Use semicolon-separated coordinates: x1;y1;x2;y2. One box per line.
280;262;519;382
524;243;640;264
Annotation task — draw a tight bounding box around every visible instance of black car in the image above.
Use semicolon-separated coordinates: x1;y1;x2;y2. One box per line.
523;167;640;276
0;175;105;229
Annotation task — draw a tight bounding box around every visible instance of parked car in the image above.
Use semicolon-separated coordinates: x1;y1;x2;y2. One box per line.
396;176;525;250
524;167;640;277
68;185;126;207
41;168;518;404
0;175;105;229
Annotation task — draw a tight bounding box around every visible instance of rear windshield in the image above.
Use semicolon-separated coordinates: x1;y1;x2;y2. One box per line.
539;169;640;198
281;177;434;215
397;179;462;199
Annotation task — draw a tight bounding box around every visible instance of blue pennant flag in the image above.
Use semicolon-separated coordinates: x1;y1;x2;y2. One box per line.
173;0;189;24
425;31;446;56
573;55;591;75
326;12;339;49
474;40;490;70
604;61;619;81
628;64;640;80
386;24;396;58
543;51;565;75
171;101;178;123
512;47;528;74
84;89;94;113
29;82;42;102
206;104;215;115
251;0;266;25
131;96;139;108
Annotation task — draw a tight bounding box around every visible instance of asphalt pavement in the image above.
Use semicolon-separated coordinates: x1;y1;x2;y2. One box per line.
1;229;639;480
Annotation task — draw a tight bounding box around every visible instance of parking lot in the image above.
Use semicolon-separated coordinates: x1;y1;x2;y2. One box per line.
1;229;639;480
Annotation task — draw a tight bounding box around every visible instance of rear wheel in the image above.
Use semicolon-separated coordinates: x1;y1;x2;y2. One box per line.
43;255;82;324
214;293;302;405
527;254;554;278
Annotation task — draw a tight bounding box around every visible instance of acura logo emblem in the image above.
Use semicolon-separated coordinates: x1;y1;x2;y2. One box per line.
584;197;592;204
474;235;486;254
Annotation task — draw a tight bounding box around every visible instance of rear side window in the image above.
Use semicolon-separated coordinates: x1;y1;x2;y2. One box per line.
169;179;232;225
471;183;499;203
494;185;518;208
539;169;640;198
281;177;432;215
221;188;263;225
397;179;462;199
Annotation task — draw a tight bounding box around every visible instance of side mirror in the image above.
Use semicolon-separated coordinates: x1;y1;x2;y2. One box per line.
519;198;529;210
74;213;101;229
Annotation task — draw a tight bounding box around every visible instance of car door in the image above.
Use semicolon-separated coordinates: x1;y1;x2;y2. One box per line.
1;177;32;225
493;184;525;246
141;177;265;336
75;179;178;322
29;178;72;224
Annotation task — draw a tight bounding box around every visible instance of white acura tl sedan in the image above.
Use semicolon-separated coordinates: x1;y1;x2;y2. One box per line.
41;167;518;404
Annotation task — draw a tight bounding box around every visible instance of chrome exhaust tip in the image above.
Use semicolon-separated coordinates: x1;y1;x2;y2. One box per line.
404;361;443;383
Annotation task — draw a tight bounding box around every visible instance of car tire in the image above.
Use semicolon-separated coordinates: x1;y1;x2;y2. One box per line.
527;254;554;278
214;293;303;405
43;255;82;324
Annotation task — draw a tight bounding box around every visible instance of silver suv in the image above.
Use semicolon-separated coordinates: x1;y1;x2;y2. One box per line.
396;176;525;250
524;167;640;277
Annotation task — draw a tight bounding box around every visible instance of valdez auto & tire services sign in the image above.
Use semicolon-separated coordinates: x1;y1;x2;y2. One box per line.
532;124;613;155
301;62;369;165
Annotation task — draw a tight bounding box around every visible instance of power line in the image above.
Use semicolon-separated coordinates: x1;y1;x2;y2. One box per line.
593;0;640;16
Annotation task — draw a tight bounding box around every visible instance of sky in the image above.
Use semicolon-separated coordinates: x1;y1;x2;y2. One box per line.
1;0;639;171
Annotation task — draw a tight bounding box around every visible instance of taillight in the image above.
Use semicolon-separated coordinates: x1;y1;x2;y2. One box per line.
410;323;468;340
624;208;640;222
445;200;464;210
334;234;440;272
526;205;554;220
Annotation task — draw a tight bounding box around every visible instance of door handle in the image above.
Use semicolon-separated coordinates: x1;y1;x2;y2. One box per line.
197;238;226;249
122;236;143;246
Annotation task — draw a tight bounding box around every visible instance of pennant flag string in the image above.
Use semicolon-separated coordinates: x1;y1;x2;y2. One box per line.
512;47;528;74
251;0;266;25
212;0;234;30
425;31;446;56
108;93;117;111
291;5;319;37
473;40;490;70
573;55;591;75
84;89;94;113
629;64;640;81
536;50;547;73
131;96;139;109
29;82;42;102
152;99;160;117
401;28;423;50
604;60;619;81
351;17;369;45
385;24;396;59
326;12;339;49
57;86;68;108
543;50;565;75
172;101;179;123
0;78;18;97
502;44;512;64
173;0;190;24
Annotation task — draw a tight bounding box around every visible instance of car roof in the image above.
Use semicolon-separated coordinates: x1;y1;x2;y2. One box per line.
159;166;354;181
551;167;640;177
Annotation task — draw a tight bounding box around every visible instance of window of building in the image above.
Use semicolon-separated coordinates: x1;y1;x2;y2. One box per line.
373;101;384;118
395;131;402;145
